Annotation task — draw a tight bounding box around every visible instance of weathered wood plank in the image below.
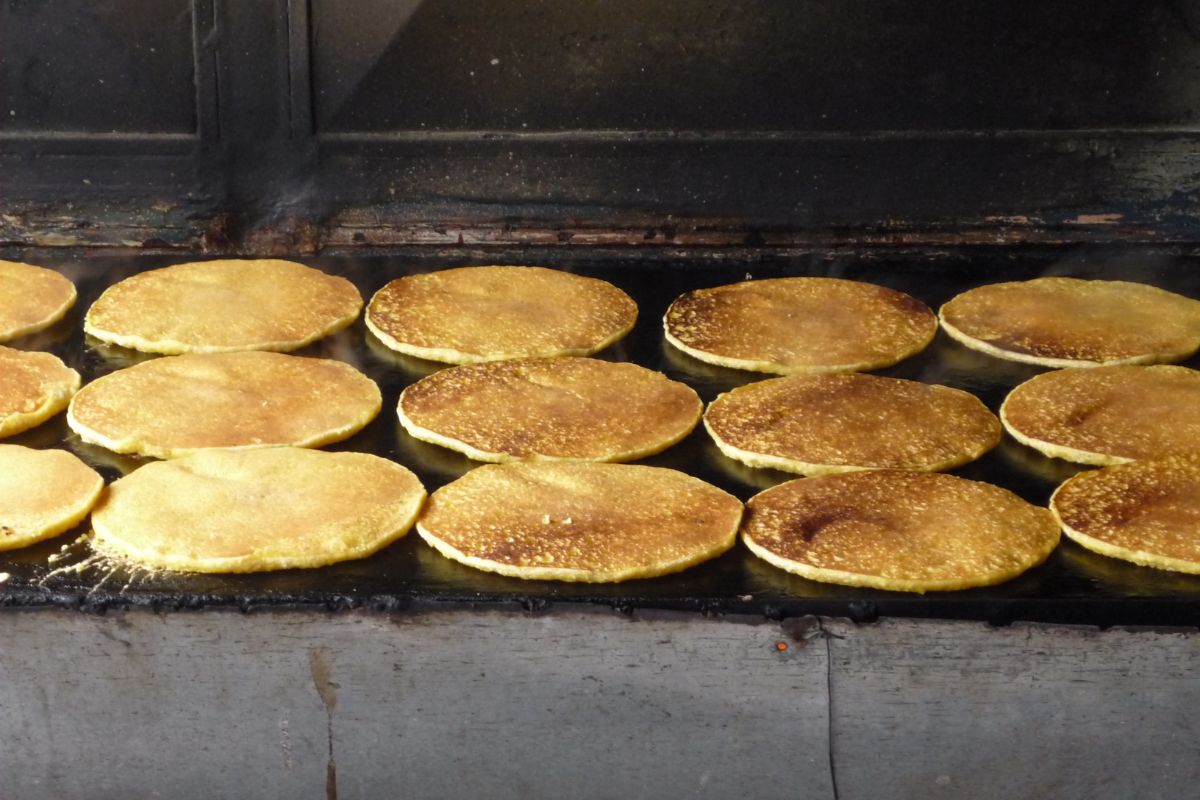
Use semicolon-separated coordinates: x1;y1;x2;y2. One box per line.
826;618;1200;800
0;610;331;799
0;608;832;800
5;607;1198;799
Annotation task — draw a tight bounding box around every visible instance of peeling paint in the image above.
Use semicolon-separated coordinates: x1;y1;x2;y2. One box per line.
1069;213;1124;225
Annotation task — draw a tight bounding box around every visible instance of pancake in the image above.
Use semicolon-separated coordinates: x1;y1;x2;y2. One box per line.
365;266;637;363
0;445;104;551
0;260;77;342
91;447;426;572
1051;456;1200;574
1001;365;1200;466
416;462;743;582
0;346;81;438
67;351;381;459
398;357;701;462
939;278;1200;367
743;470;1060;592
84;259;362;354
663;277;936;374
705;373;1000;476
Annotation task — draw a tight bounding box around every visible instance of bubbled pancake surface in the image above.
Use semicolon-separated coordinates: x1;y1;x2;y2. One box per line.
939;278;1200;367
704;373;1000;475
366;266;638;363
663;277;936;374
91;447;426;572
416;462;743;582
0;346;81;438
84;259;362;354
1001;365;1200;466
398;357;701;462
0;445;103;551
743;470;1061;592
1051;456;1200;574
0;260;77;342
67;351;381;459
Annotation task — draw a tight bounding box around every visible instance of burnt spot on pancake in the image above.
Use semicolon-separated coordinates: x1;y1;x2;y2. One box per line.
743;471;1060;592
1001;365;1200;464
1052;456;1200;572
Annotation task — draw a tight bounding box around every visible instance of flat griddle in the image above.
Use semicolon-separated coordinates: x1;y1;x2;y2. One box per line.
4;248;1200;627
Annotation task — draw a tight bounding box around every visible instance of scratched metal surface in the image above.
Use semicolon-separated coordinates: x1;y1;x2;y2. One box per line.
3;249;1200;625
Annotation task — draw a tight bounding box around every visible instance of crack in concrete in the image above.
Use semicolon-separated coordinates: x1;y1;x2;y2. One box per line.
309;649;339;800
819;618;841;800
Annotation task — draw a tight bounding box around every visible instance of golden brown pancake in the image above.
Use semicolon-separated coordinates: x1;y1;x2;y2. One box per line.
0;445;103;551
1051;456;1200;574
1002;365;1200;466
67;351;381;459
91;447;425;572
705;373;1000;476
743;470;1060;592
365;266;637;363
939;278;1200;367
398;357;701;462
663;277;936;374
0;260;77;342
416;462;743;582
84;259;362;354
0;346;81;438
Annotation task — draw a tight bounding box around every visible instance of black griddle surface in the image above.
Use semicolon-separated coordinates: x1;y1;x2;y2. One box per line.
4;248;1200;626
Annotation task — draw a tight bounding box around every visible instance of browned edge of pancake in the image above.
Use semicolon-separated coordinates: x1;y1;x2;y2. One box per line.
741;470;1060;593
0;260;78;342
662;277;937;374
999;366;1200;466
1050;456;1200;574
938;279;1200;367
365;266;638;364
415;462;743;582
83;259;363;354
0;347;82;438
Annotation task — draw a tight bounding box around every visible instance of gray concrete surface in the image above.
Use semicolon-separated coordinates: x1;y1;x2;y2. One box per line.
0;608;1195;799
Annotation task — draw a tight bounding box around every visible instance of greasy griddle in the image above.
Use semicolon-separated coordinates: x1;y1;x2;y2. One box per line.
4;249;1200;626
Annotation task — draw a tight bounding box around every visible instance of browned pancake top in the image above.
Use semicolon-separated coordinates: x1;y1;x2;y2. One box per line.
1003;365;1200;461
85;259;362;353
68;351;381;458
1052;456;1200;564
0;260;76;341
744;471;1060;584
940;278;1200;363
664;277;936;372
367;266;637;362
706;373;1000;471
418;462;743;580
399;357;701;461
0;346;80;436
